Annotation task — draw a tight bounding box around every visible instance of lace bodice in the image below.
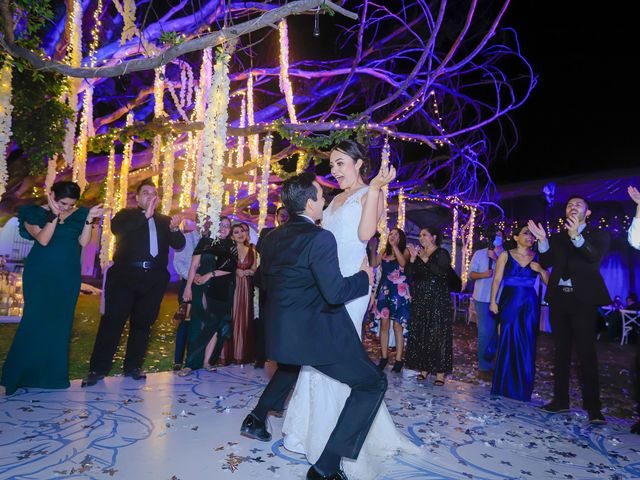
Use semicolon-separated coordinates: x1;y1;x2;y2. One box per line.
322;187;369;277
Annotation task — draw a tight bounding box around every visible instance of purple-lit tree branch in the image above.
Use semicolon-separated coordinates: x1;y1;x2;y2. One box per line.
1;0;534;224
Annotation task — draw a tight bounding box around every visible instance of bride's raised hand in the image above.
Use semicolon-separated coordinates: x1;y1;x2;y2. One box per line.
369;164;396;190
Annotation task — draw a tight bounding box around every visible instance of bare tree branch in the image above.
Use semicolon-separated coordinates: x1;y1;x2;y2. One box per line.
0;0;357;78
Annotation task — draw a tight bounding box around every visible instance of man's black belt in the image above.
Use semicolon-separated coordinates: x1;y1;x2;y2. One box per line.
127;261;162;270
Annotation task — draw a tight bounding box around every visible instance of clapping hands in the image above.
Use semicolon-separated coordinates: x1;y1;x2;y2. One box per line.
407;243;420;260
629;186;640;205
526;220;547;242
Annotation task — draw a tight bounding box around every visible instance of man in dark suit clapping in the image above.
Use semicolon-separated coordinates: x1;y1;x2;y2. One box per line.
82;180;186;386
528;195;610;424
240;173;383;480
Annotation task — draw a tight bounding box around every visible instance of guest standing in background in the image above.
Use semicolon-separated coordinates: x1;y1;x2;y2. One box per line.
82;180;185;387
405;226;453;385
469;227;505;381
372;227;411;373
171;220;201;371
254;206;289;368
528;195;610;424
629;186;640;250
181;217;236;373
1;182;106;396
625;186;640;433
489;225;549;402
224;223;257;364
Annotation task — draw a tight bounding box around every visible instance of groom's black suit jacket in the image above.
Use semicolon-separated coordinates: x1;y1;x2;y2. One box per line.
256;215;370;366
539;227;610;306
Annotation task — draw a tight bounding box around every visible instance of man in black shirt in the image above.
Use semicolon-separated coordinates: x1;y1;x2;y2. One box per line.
82;180;185;386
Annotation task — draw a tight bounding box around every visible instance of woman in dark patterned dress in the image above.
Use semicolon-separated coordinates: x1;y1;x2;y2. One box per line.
372;228;411;373
405;226;453;385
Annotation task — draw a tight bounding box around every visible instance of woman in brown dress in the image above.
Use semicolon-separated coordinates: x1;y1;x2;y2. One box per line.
223;223;257;364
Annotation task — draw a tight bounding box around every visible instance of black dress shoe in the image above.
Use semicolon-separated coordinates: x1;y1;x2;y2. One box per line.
391;360;404;373
377;358;388;370
539;401;570;413
306;466;348;480
240;413;271;442
631;420;640;434
172;363;183;371
254;361;265;369
81;372;104;387
588;410;606;425
124;368;147;380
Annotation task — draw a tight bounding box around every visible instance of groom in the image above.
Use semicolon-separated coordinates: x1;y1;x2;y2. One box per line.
240;172;385;480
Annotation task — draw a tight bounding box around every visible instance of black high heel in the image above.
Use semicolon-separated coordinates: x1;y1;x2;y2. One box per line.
391;360;404;373
377;358;388;370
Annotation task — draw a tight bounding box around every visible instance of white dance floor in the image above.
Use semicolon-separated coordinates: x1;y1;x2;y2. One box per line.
1;364;639;479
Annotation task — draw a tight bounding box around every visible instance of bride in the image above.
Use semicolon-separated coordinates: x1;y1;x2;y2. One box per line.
282;140;420;479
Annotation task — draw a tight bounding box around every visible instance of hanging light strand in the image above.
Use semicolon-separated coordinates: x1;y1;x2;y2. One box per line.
258;134;273;231
451;206;458;269
117;112;134;211
195;48;231;238
100;146;117;269
0;63;13;199
377;137;390;252
278;19;298;124
397;187;405;230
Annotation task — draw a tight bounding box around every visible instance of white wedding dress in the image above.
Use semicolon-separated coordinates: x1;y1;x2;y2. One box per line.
282;187;420;480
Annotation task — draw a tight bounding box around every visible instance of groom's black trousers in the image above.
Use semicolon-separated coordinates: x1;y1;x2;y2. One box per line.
252;349;387;460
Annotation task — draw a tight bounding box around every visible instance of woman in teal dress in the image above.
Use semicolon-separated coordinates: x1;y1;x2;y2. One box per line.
1;182;105;396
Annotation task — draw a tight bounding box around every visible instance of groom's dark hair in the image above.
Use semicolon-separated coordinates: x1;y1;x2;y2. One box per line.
281;172;318;215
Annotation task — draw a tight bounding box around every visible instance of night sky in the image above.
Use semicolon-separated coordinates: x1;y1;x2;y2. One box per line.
493;2;637;183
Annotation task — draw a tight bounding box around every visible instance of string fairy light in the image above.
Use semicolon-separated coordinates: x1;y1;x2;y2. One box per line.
296;151;307;174
72;83;93;192
179;132;197;209
0;62;13;199
278;19;298;124
461;206;477;286
451;206;458;268
377;137;391;251
62;0;83;165
152;66;166;184
246;72;259;195
117;112;134;211
233;93;247;213
161;135;176;214
100;146;117;269
258;134;273;231
396;187;405;231
44;155;58;194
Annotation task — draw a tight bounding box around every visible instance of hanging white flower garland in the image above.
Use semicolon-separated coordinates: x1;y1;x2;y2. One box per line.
377;137;390;251
62;0;83;165
0;63;13;200
44;155;58;194
258;135;273;231
196;47;231;239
